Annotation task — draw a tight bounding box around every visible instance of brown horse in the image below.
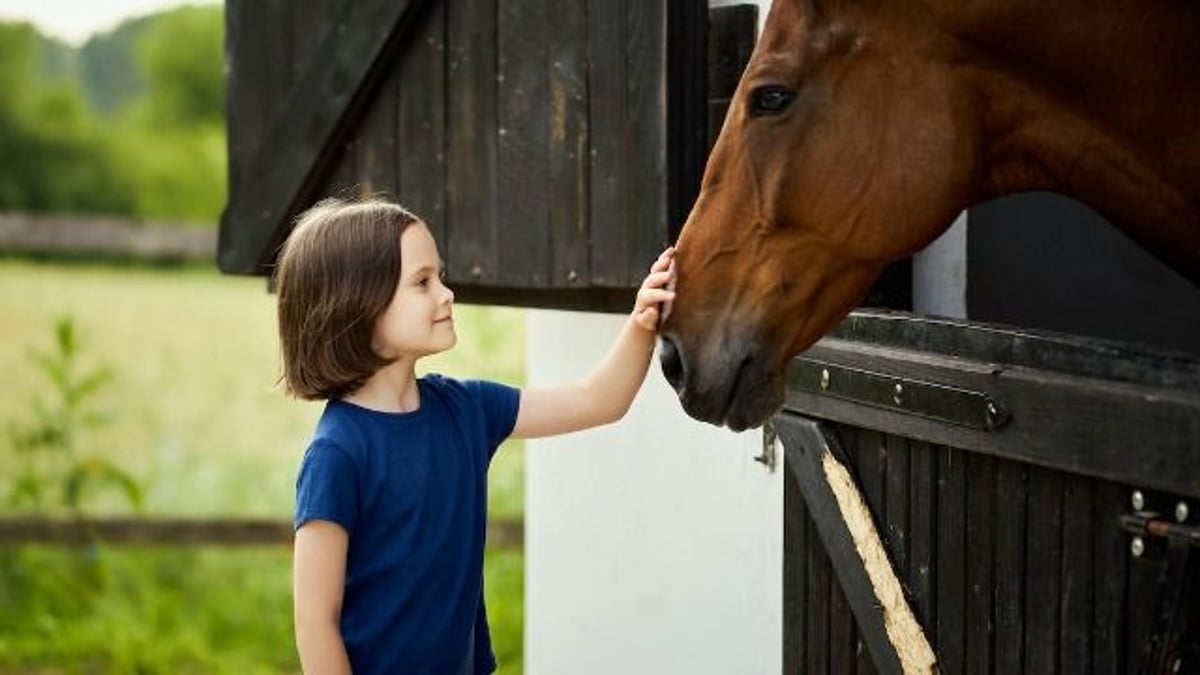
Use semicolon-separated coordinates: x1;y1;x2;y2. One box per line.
659;0;1200;431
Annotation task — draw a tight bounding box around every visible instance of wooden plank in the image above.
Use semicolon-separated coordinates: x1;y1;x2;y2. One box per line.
1125;533;1161;674
854;427;887;520
706;1;752;150
496;0;550;287
665;0;708;241
830;574;857;674
1059;474;1094;675
784;451;808;673
1024;466;1063;673
354;67;398;199
397;0;446;242
784;334;1200;500
626;0;668;281
808;520;832;675
993;461;1027;674
1091;481;1128;675
546;0;591;289
224;0;269;216
586;0;630;286
218;0;431;274
936;444;966;673
884;434;910;575
908;439;937;634
963;452;995;675
445;0;499;285
778;414;920;674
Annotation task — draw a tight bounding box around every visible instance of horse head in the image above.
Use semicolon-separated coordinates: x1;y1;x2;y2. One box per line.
659;0;1200;431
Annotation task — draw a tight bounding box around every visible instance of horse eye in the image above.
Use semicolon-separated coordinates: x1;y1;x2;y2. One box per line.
750;86;796;116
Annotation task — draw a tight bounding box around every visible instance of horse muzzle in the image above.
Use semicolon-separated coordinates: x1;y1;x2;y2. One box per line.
658;333;784;432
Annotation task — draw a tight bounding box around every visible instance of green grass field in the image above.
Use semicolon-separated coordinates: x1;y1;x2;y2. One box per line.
0;259;528;673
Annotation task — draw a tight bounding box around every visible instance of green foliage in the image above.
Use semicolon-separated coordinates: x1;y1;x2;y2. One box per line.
0;3;226;222
79;16;154;115
0;546;297;673
135;5;224;128
0;22;138;216
8;316;143;515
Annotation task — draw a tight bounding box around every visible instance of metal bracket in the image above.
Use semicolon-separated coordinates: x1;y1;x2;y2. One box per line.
789;358;1010;431
754;420;778;472
1121;490;1200;674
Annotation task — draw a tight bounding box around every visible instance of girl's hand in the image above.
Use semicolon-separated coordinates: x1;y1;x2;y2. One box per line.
632;247;676;332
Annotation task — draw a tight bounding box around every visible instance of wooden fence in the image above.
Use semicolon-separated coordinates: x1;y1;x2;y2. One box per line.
0;516;524;550
0;213;217;263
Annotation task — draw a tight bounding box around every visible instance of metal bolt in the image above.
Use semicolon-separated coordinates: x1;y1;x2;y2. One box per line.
820;369;830;390
893;383;904;406
1132;490;1145;511
1176;501;1190;523
1131;537;1145;557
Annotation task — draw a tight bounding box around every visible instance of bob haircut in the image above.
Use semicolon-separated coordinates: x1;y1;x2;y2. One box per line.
274;197;419;400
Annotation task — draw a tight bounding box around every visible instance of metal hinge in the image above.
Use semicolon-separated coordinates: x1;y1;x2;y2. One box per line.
790;358;1010;431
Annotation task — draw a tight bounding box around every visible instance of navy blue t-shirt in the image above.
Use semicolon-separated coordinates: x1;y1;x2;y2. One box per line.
294;374;520;675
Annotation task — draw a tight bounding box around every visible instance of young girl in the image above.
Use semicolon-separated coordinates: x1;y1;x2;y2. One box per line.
276;198;674;674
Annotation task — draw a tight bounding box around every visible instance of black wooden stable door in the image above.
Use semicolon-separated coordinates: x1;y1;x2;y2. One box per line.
779;311;1200;674
220;0;708;311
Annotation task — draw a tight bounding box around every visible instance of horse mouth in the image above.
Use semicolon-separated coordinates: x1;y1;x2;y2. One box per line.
677;354;783;432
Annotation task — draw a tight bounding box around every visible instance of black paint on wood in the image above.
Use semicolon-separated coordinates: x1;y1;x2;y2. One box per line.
397;0;446;243
1059;475;1094;674
497;0;550;287
784;311;1200;500
783;452;808;673
936;444;966;673
909;439;937;635
445;0;498;285
547;0;591;289
992;460;1027;674
963;452;995;675
705;5;755;150
219;0;430;274
779;414;909;674
1092;482;1129;675
586;0;631;287
222;0;710;309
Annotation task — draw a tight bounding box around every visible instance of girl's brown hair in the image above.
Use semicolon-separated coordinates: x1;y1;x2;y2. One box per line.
274;198;419;400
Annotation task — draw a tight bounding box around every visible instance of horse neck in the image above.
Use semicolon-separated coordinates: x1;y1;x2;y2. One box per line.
951;0;1200;282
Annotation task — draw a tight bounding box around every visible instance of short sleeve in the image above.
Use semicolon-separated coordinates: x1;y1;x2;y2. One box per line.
463;379;520;458
294;440;360;533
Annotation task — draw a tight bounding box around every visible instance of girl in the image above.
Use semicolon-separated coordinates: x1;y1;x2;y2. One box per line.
276;198;674;674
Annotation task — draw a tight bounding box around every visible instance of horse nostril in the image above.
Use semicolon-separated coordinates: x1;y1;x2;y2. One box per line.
659;336;686;390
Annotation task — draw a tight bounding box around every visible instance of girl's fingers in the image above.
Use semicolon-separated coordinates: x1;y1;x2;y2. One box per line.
635;307;660;330
638;289;675;306
649;247;675;272
643;270;673;288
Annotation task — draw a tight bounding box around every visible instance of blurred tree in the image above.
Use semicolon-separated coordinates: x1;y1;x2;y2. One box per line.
0;4;227;223
79;16;153;116
136;5;224;128
0;22;136;215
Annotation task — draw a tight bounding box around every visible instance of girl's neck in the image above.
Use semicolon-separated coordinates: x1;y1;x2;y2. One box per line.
343;361;421;413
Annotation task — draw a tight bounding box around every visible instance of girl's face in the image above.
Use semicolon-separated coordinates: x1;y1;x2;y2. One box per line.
371;222;456;360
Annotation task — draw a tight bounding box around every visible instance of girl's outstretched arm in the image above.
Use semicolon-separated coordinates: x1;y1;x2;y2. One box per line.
511;247;675;439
